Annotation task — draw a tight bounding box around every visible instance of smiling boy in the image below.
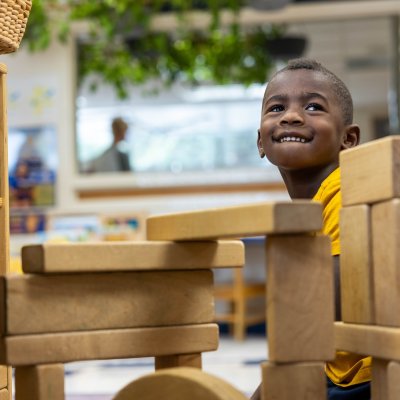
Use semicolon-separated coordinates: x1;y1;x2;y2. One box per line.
254;58;371;400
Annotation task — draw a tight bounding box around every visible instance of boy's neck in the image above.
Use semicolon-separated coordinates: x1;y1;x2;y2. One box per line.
279;165;338;200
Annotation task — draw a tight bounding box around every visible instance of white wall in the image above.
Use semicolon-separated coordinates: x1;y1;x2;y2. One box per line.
2;37;77;211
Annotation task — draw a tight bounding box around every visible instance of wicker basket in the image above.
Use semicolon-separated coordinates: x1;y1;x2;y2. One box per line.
0;0;32;54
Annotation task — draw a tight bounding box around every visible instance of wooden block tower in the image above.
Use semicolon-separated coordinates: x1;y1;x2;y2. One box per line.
336;135;400;399
147;200;335;399
0;1;33;398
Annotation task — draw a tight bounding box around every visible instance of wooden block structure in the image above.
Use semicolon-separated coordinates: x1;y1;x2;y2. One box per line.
147;200;335;399
6;200;335;400
7;239;243;399
336;135;400;399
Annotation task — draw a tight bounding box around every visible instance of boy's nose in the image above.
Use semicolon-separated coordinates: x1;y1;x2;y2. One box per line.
280;108;304;125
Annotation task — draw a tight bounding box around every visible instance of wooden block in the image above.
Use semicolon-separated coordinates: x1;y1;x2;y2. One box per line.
114;367;247;400
6;368;10;400
266;235;335;362
0;367;6;390
372;359;389;400
388;362;400;400
155;353;202;370
372;359;400;400
0;68;9;275
15;364;64;400
340;205;374;323
0;324;219;366
0;389;8;400
261;361;326;400
340;135;400;206
335;322;400;361
21;240;244;273
372;199;400;326
147;201;322;241
0;270;214;335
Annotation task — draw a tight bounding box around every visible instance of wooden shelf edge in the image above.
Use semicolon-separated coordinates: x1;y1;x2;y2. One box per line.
77;182;287;200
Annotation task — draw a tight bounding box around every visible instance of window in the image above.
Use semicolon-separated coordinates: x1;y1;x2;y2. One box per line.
75;83;281;188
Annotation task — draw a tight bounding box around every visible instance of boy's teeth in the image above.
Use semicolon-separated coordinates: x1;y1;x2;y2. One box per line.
280;137;306;143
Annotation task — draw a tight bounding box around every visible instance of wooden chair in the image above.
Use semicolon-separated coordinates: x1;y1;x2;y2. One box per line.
214;266;265;341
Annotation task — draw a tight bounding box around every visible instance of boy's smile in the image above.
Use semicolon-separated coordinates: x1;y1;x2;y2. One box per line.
258;69;346;172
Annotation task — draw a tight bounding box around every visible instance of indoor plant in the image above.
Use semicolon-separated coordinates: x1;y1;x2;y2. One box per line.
23;0;298;98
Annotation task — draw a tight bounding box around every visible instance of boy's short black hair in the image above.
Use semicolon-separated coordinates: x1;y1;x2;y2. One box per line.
267;58;354;125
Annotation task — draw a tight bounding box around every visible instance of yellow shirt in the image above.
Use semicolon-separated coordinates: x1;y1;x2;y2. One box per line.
313;167;372;387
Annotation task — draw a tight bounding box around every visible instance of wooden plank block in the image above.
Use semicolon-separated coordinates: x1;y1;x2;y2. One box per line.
335;322;400;361
155;354;202;370
15;364;64;400
21;240;244;273
0;68;9;274
372;199;400;326
372;359;400;400
372;359;389;400
388;362;400;400
0;367;6;390
114;367;247;400
0;389;8;400
6;368;10;400
146;201;323;241
340;205;374;323
266;235;335;362
261;361;326;400
0;324;219;366
340;135;400;206
1;270;214;335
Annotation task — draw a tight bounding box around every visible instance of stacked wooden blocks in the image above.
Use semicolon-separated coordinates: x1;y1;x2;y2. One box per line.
4;240;244;400
337;135;400;399
146;200;335;400
4;200;335;399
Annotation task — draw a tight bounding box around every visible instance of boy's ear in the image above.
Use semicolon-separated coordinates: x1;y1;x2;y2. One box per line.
341;124;360;150
257;130;265;158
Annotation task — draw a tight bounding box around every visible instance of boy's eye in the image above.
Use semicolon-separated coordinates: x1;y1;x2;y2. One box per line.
268;104;284;113
306;103;324;111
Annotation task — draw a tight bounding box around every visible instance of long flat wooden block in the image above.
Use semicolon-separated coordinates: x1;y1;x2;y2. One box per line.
341;136;400;206
0;389;8;400
0;324;219;366
15;364;64;400
21;240;244;273
372;199;400;326
261;361;326;400
147;201;322;241
1;271;214;335
340;205;374;323
267;235;335;362
335;322;400;361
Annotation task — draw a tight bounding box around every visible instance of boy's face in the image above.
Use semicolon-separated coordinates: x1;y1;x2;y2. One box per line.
258;69;351;172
